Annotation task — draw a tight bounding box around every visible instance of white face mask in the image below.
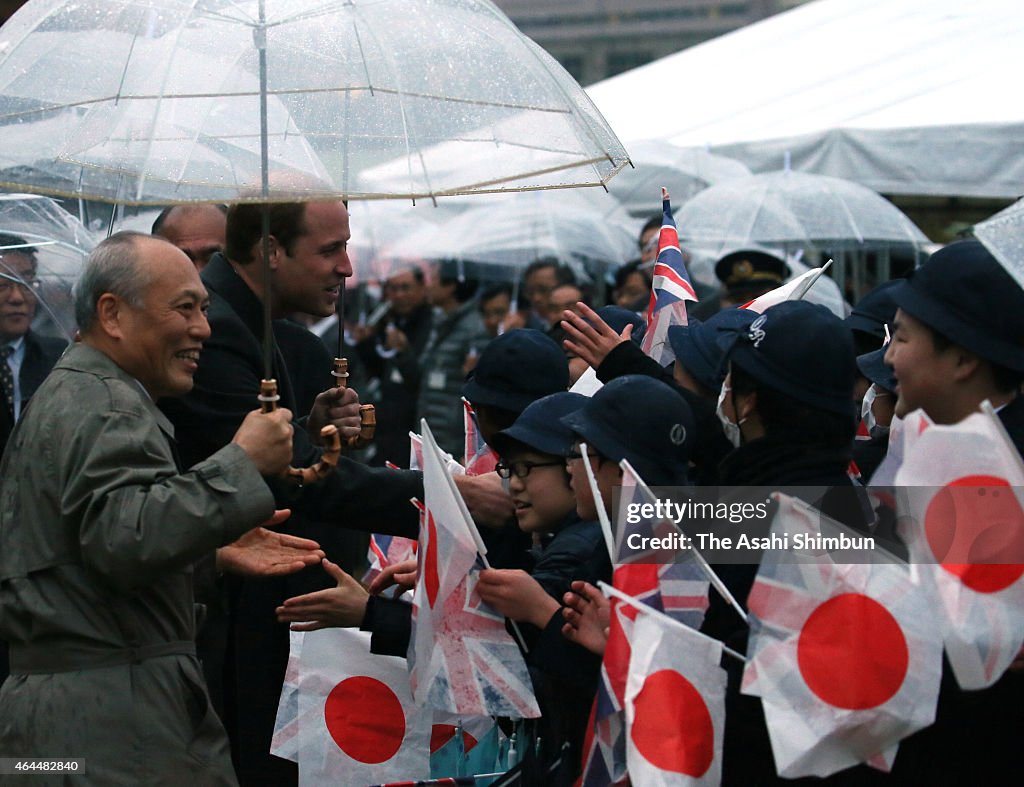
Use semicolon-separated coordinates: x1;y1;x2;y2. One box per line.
861;384;890;440
716;383;746;448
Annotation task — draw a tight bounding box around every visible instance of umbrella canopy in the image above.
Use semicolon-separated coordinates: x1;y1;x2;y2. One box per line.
0;0;629;205
387;190;637;284
675;170;929;250
974;198;1024;291
608;140;751;218
0;193;96;340
674;170;930;300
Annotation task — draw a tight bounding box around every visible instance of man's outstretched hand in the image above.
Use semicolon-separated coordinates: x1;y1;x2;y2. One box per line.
216;509;325;577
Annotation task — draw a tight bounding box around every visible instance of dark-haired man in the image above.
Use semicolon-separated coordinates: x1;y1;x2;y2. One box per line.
162;200;510;785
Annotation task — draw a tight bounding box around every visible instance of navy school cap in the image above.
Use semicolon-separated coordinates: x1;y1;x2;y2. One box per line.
594;305;646;345
846;279;902;342
718;300;856;416
462;329;569;414
492;392;589;458
857;346;897;393
668;308;757;393
560;375;694;486
890;239;1024;372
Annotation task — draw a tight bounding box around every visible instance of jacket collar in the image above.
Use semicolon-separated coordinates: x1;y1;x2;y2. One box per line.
203;252;265;339
58;343;176;438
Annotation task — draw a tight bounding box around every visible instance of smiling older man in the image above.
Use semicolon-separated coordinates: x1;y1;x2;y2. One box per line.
0;232;305;785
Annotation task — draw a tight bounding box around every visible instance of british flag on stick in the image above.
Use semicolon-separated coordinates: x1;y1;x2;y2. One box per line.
641;188;698;366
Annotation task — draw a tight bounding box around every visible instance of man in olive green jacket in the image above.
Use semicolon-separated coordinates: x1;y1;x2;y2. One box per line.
0;232;308;785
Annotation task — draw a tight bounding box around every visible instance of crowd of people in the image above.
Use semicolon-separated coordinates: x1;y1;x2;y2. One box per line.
0;193;1022;786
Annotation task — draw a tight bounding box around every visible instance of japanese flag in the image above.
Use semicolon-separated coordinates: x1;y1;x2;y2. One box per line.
894;406;1024;689
740;264;830;313
295;628;431;786
742;494;943;778
625;612;726;786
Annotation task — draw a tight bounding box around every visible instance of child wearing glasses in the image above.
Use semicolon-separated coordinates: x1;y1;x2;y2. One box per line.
476;391;611;783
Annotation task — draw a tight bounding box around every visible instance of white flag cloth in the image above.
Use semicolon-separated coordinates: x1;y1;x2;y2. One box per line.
894;408;1024;689
625;612;726;786
742;494;943;778
294;628;431;786
270;629;306;762
868;409;933;487
569;365;604;396
739;265;830;313
408;420;540;719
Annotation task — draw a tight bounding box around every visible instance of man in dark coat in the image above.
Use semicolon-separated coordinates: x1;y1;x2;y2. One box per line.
161;199;510;786
0;235;68;681
0;235;67;457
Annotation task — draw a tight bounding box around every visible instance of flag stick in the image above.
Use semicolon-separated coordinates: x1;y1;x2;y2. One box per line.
599;581;746;663
581;443;616;563
791;259;833;301
620;459;749;625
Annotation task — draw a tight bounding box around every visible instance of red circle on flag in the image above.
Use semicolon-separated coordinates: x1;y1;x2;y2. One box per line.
797;593;908;710
924;475;1024;593
425;512;440;608
324;676;406;764
630;669;714;777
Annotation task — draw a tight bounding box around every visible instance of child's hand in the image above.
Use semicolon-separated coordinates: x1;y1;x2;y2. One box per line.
275;558;368;631
368;558;419;595
561;580;610;655
477;568;560;628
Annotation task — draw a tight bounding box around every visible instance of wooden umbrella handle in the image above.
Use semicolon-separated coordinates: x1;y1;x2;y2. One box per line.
332;358;376;448
259;378;341;485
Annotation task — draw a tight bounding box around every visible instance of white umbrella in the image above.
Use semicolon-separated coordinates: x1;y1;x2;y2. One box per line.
608;140;751;218
674;170;929;299
0;0;629;204
387;190;637;285
974;198;1024;290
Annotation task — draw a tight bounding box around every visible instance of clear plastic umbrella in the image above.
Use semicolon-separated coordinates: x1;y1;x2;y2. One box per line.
674;170;930;300
0;193;96;341
387;190;637;285
974;198;1024;290
0;0;629;205
608;140;751;218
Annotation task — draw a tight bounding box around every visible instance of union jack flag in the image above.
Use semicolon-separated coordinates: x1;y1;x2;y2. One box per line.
462;397;499;476
364;531;418;586
409;421;540;720
641;189;698;366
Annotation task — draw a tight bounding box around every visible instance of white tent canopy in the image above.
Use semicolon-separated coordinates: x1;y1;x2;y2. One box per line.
586;0;1024;199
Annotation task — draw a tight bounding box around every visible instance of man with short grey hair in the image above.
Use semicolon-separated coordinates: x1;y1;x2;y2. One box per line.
0;231;316;785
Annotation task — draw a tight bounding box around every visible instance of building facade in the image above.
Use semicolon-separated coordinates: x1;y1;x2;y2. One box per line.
494;0;810;84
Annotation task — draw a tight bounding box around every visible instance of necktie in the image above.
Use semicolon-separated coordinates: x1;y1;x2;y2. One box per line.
0;345;15;418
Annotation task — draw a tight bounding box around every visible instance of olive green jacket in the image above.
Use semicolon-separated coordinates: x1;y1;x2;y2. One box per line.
0;343;274;785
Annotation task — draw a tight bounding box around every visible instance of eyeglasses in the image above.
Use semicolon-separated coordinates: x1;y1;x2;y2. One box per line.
0;275;39;296
495;459;564;479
